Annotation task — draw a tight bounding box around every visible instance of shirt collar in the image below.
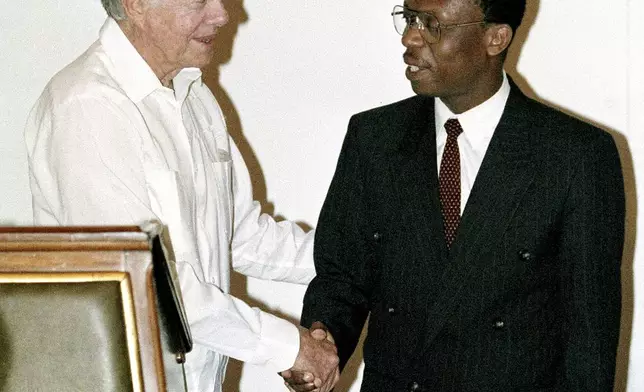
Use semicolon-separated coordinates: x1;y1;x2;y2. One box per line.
99;17;203;103
435;72;511;150
173;68;203;103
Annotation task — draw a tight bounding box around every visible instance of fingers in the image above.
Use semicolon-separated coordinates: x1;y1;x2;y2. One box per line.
310;321;335;344
282;370;314;384
283;380;317;392
319;366;340;392
280;370;292;378
282;371;318;392
283;365;338;392
282;369;319;392
283;382;316;392
310;328;327;340
310;321;328;334
286;326;339;392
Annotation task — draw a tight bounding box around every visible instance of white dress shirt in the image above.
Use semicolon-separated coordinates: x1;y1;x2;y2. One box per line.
435;73;511;214
25;18;315;392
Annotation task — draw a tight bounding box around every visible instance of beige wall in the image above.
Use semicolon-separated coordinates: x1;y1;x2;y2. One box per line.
1;1;641;391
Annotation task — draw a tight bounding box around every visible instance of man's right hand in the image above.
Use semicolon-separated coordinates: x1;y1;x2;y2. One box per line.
281;323;340;392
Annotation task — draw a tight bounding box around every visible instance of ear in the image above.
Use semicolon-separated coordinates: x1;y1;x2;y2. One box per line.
485;24;513;57
121;0;147;24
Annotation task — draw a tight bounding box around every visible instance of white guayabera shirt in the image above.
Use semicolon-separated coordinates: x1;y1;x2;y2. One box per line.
25;18;315;392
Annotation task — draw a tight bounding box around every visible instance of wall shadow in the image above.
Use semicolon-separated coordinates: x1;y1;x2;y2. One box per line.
612;133;637;392
506;1;635;390
504;0;539;99
199;2;264;391
201;2;312;390
202;0;264;209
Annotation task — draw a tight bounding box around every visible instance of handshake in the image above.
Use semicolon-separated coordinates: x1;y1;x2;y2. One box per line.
280;321;340;392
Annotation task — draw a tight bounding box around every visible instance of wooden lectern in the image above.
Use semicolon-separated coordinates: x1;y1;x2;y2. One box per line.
0;223;192;392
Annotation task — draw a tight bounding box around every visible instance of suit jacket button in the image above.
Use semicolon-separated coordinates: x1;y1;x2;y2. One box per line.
387;306;396;314
373;232;382;242
407;381;420;391
518;250;533;261
493;319;505;329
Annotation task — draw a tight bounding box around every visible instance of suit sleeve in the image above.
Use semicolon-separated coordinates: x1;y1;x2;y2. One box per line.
557;131;624;391
301;116;372;368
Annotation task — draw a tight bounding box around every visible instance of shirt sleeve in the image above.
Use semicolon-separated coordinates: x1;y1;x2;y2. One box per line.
176;260;300;372
24;90;301;372
230;138;316;285
25;91;154;226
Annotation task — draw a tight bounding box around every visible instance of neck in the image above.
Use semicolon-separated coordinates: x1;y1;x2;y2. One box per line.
118;20;180;88
440;71;504;115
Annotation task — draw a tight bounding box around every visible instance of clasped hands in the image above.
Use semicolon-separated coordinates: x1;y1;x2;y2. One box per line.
280;321;340;392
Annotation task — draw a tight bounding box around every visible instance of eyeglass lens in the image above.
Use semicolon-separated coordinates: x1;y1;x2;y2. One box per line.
392;5;440;43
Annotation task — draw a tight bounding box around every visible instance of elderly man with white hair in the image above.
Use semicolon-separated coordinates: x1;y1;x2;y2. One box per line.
24;0;339;391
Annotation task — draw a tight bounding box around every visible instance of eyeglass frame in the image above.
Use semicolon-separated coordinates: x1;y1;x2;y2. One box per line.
391;5;489;44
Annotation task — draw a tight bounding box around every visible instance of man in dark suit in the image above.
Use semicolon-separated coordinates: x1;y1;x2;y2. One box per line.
291;0;625;391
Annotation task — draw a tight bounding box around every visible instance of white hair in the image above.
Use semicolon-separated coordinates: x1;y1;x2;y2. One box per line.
101;0;127;20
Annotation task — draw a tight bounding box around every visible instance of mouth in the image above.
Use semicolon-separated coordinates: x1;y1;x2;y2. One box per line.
403;53;430;78
404;62;431;81
194;34;216;45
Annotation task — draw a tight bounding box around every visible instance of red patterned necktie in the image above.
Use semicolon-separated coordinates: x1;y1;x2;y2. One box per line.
439;118;463;249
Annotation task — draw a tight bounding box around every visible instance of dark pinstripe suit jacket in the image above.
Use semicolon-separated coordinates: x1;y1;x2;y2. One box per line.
302;83;625;392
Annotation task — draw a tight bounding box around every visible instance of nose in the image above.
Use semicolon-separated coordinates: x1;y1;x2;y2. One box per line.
401;27;424;49
207;0;229;27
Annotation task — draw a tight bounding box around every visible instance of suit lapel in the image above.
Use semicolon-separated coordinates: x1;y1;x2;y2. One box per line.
389;96;450;265
416;85;538;354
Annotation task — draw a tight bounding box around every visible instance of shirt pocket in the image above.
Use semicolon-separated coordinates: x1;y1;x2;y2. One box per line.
210;159;233;224
192;157;234;256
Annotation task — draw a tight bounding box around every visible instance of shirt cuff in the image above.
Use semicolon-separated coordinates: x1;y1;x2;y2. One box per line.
258;311;300;372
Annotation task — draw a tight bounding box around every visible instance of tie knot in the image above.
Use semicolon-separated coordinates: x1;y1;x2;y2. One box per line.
444;118;463;138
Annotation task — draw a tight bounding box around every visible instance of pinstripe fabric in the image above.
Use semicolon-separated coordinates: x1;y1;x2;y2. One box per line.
302;81;624;392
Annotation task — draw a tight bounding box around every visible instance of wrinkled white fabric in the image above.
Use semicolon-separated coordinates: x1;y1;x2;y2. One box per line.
25;17;315;392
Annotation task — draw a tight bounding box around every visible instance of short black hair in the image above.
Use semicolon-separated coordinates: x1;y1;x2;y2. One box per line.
476;0;526;34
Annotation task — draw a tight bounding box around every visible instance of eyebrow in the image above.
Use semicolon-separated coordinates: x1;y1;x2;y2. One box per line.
402;4;421;13
403;0;447;12
402;3;438;14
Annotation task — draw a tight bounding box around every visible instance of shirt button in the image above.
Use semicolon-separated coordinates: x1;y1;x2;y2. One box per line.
493;319;505;329
387;306;396;314
518;250;533;261
407;381;421;391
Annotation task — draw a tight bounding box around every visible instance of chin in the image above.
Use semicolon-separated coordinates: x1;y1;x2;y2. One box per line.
185;48;215;68
410;81;438;97
196;58;213;69
186;56;213;70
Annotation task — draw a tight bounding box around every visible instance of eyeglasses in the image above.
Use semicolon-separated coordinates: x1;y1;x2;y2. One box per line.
391;5;486;44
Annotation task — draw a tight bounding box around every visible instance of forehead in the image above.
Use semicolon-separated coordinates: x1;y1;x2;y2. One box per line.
150;0;194;11
404;0;481;17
